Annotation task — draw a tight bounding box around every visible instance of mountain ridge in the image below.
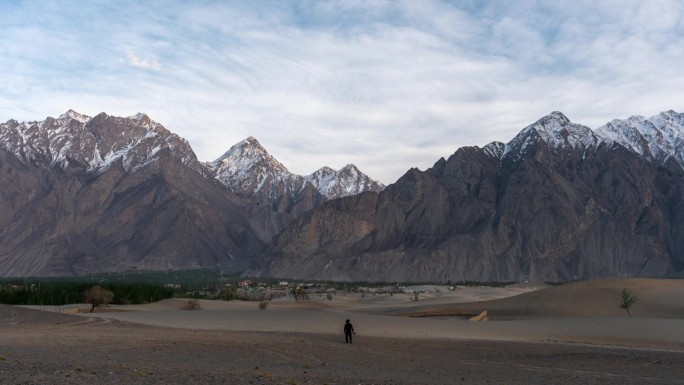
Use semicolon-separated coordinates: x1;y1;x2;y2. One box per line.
252;110;684;282
0;110;202;174
207;136;385;202
3;109;684;280
0;110;387;276
0;112;265;277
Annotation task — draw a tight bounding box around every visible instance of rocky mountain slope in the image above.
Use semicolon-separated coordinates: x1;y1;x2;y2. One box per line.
305;164;385;200
254;111;684;282
4;109;684;281
0;111;264;276
0;110;204;174
0;111;385;277
597;111;684;167
207;137;384;236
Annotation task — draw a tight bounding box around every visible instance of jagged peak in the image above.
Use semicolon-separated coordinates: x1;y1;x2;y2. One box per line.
59;109;91;123
0;110;200;174
91;112;110;120
599;111;684;137
85;112;167;137
127;112;149;121
543;111;570;122
659;109;680;117
597;110;684;165
624;115;646;123
310;166;336;175
310;164;361;176
483;141;505;158
504;111;598;157
339;163;360;173
227;136;265;152
528;111;580;134
303;162;384;199
213;137;289;172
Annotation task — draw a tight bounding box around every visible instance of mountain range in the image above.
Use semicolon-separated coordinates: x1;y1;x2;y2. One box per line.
207;136;384;238
252;110;684;282
2;109;684;281
0;110;382;276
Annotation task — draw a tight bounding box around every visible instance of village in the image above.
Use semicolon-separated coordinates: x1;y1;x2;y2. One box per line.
1;269;466;308
180;278;456;302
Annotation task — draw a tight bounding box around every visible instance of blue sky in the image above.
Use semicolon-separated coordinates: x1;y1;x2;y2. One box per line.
1;0;683;184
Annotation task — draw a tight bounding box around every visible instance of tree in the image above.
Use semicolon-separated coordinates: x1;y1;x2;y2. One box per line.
618;288;636;318
82;286;114;313
220;287;237;301
291;286;309;301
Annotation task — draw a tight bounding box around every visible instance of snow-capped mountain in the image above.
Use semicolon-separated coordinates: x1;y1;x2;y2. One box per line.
256;109;684;282
208;137;385;204
0;109;202;174
305;164;385;200
208;137;313;203
502;111;600;161
500;110;684;169
0;110;264;277
5;108;684;280
482;141;505;158
0;110;384;277
597;110;684;167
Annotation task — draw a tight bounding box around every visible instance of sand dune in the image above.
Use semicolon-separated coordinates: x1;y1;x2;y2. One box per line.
79;278;684;351
401;278;684;319
4;278;684;384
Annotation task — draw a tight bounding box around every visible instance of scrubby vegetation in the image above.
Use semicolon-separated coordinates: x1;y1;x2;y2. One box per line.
618;288;637;318
0;280;175;306
183;299;202;310
0;268;536;307
0;269;229;306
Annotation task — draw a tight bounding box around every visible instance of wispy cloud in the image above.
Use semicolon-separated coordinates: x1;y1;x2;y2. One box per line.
124;52;161;70
1;1;684;183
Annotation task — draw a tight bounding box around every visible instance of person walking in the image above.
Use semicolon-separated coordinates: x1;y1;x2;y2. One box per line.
343;319;355;343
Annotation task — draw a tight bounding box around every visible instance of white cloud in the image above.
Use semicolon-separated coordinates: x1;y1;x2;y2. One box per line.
125;52;161;70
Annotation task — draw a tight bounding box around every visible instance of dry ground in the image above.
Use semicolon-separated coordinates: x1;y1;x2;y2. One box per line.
2;278;684;384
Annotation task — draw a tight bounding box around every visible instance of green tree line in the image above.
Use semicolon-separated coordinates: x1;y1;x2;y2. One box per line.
0;281;175;306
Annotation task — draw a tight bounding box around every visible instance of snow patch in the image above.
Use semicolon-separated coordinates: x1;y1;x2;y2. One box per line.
0;111;202;174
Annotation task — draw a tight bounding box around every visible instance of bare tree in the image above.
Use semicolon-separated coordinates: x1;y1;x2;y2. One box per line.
618;288;637;318
82;286;114;313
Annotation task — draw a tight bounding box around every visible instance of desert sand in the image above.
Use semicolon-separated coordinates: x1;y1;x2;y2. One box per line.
2;278;684;384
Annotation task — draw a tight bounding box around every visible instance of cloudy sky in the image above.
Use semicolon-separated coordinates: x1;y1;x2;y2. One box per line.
1;1;683;184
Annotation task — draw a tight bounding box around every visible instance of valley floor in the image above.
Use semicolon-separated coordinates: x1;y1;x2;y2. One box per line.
2;278;684;384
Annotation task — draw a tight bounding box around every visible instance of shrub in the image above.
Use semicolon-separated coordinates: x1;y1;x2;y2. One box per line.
183;299;202;310
618;288;636;318
220;287;237;301
291;286;309;301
